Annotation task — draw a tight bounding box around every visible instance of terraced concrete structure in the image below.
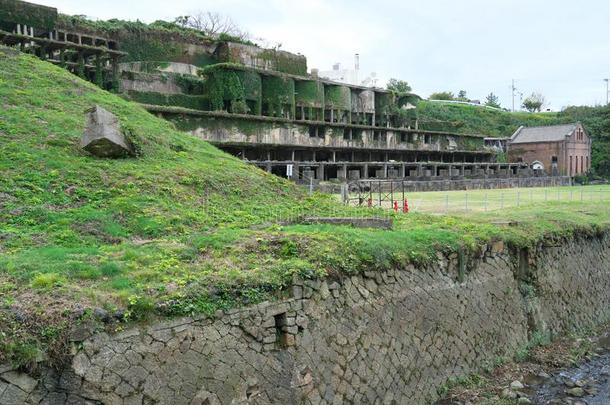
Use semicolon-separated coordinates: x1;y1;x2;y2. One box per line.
126;60;532;184
1;231;609;404
108;37;519;185
0;0;125;89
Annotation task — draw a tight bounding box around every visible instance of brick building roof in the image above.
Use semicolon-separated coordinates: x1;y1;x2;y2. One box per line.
510;124;578;144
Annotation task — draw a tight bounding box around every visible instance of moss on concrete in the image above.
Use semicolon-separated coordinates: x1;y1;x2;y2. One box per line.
324;85;351;110
0;0;58;30
262;75;295;118
295;80;324;108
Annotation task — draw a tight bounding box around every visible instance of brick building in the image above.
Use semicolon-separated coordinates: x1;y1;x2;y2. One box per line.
508;123;591;176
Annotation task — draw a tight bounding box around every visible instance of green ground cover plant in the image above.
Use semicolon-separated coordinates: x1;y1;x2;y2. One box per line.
0;49;609;367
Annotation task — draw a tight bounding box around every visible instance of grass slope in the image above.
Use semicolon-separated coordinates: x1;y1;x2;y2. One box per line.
0;49;609;367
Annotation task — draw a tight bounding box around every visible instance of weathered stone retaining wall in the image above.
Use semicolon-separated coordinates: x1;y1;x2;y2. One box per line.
1;232;609;404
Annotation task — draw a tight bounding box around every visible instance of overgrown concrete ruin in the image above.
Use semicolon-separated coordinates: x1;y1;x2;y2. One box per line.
0;0;561;189
125;58;541;185
1;0;552;188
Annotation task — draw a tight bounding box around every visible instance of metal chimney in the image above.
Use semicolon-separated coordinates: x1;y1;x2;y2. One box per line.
354;53;360;71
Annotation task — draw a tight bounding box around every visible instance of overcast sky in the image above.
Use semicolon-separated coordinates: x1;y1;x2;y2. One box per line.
37;0;610;110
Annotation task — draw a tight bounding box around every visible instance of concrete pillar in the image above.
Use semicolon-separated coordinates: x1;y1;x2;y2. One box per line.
384;164;388;178
332;151;336;162
417;164;423;177
363;163;369;179
266;163;272;173
460;165;465;176
330;109;334;123
317;164;324;180
294;162;300;180
291;150;295;161
312;151;316;162
16;24;21;35
242;149;247;160
266;150;271;161
400;164;406;178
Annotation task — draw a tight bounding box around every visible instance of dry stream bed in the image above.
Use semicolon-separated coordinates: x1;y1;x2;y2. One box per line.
437;326;610;404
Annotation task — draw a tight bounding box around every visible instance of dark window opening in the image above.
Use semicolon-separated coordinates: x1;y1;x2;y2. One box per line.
353;129;363;140
274;312;288;348
343;128;351;140
551;156;558;164
318;127;325;139
373;131;380;141
424;134;432;144
309;126;317;138
400;133;407;143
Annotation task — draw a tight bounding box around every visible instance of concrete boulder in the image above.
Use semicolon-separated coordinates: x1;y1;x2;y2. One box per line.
81;105;134;158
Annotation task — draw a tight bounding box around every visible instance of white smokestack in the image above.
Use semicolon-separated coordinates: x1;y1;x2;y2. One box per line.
355;53;360;71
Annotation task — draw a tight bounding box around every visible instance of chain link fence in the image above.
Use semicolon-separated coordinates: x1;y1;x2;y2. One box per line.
344;185;610;214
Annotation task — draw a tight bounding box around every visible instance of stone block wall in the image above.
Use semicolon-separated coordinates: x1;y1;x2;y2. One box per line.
1;232;609;404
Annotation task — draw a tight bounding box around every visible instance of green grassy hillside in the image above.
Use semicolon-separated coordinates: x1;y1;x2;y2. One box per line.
0;48;609;368
416;101;610;177
416;101;565;136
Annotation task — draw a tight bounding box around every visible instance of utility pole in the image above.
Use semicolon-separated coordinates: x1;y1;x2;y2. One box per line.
605;79;609;105
511;79;517;112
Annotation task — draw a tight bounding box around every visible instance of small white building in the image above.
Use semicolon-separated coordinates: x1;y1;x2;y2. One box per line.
317;54;378;87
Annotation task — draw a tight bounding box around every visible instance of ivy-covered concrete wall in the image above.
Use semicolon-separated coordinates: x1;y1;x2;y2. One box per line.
295;80;324;108
324;85;352;111
0;0;57;30
1;232;608;404
216;42;307;75
169;114;482;153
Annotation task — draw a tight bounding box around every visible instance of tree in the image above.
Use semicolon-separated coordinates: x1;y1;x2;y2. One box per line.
386;79;412;94
456;90;469;101
429;91;454;101
484;92;501;108
522;92;546;112
174;12;249;41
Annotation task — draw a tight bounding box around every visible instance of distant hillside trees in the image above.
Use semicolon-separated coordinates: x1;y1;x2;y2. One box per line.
456;90;469;102
522;92;546;112
386;79;412;94
485;92;501;108
429;91;455;101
